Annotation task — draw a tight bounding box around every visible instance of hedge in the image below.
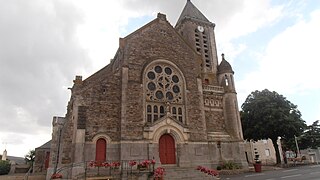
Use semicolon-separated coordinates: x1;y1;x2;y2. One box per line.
0;160;11;175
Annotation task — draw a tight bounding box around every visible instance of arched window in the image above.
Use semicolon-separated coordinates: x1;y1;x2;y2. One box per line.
147;105;152;122
178;108;183;122
172;107;176;114
96;138;106;163
225;75;229;86
160;106;165;118
144;62;185;124
172;107;177;119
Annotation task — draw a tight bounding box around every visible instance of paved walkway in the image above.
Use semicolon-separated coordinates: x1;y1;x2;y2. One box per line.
0;173;45;180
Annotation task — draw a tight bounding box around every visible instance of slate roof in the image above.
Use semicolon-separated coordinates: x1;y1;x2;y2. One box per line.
218;54;234;74
176;0;210;25
36;140;51;149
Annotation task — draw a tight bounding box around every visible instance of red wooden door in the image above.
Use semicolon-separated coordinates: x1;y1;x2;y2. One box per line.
96;138;106;163
45;152;50;169
159;134;176;164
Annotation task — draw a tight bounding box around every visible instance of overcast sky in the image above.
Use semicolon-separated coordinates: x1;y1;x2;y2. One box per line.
0;0;319;157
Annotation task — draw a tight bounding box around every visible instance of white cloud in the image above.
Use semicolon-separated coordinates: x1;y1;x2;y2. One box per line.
215;0;284;43
317;105;320;121
214;0;285;64
70;0;159;77
0;132;51;157
0;0;90;156
237;9;320;106
217;42;247;64
70;0;284;72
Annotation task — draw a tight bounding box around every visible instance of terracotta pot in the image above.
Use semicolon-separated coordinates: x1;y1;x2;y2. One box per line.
253;163;262;173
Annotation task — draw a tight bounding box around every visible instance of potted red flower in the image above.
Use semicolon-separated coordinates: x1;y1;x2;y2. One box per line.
196;165;219;178
138;160;151;170
129;160;137;167
154;167;165;180
51;173;62;179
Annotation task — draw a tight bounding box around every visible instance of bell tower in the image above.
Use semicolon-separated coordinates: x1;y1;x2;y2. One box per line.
175;0;219;85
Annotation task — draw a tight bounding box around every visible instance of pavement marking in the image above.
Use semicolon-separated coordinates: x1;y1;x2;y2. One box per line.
311;165;320;168
282;169;298;172
265;179;276;180
310;171;320;175
245;173;265;177
281;174;302;179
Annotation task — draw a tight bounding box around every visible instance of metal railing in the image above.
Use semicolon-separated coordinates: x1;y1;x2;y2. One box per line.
202;85;224;93
51;159;155;179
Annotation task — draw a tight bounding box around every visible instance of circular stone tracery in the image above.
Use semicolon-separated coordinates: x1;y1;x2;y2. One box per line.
146;64;183;103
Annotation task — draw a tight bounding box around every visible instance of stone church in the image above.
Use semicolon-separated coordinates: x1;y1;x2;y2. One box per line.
45;0;247;178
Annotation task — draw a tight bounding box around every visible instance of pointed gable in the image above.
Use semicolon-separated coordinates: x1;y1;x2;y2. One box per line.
122;12;202;67
176;0;210;26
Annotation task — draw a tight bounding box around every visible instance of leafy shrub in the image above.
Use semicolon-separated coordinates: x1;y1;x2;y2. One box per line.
0;160;11;175
222;161;241;170
216;165;222;170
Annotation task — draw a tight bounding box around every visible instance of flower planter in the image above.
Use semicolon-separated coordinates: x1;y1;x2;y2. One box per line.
138;166;148;171
137;163;149;171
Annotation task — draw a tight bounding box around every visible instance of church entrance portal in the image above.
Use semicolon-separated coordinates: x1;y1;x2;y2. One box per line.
159;134;176;164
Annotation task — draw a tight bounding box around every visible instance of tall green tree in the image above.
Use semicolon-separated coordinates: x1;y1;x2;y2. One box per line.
241;89;306;164
25;150;35;167
298;120;320;149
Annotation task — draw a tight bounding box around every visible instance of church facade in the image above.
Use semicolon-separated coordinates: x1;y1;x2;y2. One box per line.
46;0;247;178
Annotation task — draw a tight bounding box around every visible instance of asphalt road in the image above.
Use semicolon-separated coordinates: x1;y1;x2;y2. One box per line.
220;165;320;180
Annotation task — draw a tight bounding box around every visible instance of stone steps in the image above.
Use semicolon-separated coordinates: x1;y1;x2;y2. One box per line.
163;166;219;180
75;166;220;179
76;168;151;180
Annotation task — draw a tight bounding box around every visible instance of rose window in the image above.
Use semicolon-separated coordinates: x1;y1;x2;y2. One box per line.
145;65;183;103
145;63;185;124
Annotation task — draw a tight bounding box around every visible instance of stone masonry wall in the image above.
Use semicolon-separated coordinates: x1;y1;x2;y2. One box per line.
78;67;122;142
122;16;207;141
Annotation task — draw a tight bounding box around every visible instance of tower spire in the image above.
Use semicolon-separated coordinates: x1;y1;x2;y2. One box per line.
176;0;210;26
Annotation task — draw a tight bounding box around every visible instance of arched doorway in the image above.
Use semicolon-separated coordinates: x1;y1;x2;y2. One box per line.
159;134;176;164
96;138;106;163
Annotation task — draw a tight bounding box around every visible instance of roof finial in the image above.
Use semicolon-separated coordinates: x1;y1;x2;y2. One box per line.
221;53;225;60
